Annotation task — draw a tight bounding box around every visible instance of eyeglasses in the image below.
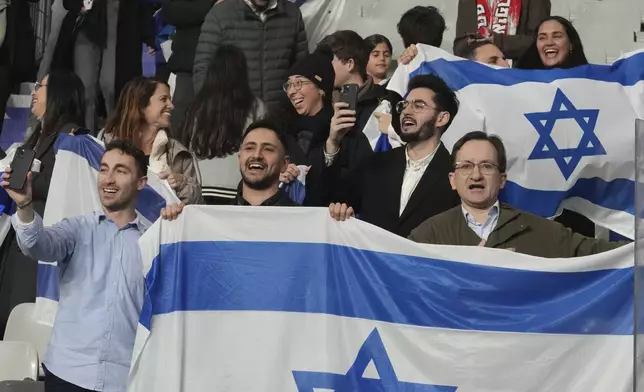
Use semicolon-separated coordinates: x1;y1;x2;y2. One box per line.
34;82;48;92
395;99;437;114
454;161;500;176
283;80;313;93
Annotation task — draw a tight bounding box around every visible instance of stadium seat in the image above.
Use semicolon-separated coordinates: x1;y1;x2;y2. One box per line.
0;381;44;392
3;304;52;378
0;341;38;382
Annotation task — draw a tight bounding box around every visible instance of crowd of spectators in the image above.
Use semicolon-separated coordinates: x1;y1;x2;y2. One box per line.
0;0;629;391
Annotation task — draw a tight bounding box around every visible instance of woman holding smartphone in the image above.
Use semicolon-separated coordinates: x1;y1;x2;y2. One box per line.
0;69;86;337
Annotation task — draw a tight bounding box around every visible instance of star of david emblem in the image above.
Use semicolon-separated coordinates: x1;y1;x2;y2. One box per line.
525;88;606;180
292;328;457;391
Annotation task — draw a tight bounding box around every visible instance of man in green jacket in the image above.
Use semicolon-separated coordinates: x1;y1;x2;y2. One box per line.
408;131;627;258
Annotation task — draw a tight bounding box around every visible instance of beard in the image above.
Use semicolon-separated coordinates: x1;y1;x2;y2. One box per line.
241;172;279;190
399;116;438;144
240;159;280;190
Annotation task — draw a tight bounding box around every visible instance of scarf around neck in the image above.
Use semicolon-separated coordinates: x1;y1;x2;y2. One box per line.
476;0;522;36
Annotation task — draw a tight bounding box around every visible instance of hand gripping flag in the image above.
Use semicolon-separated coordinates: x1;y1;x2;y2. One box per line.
35;134;180;327
280;165;310;205
129;207;634;391
388;45;644;239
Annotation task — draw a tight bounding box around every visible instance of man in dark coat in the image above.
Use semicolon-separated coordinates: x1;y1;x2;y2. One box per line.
454;0;551;61
0;0;38;137
326;75;461;238
193;0;308;108
52;0;155;130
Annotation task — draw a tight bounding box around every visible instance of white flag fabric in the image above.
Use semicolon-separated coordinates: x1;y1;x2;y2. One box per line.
35;134;180;327
129;206;634;392
387;45;644;239
361;100;404;152
296;0;346;53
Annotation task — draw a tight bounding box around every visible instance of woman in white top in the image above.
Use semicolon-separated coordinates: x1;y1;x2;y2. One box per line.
178;44;265;204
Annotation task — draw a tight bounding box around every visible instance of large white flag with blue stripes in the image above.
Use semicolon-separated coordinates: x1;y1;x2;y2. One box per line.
129;206;634;391
35;134;180;326
388;45;644;240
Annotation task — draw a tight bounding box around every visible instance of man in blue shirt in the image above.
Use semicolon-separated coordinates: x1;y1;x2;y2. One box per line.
1;140;149;392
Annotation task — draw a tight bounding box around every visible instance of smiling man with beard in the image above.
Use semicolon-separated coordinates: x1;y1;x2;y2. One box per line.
325;75;461;238
234;120;297;206
162;120;298;220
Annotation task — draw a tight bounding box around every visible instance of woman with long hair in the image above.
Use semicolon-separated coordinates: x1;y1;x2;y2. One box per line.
0;69;85;337
516;16;594;238
102;77;202;204
26;69;86;212
178;45;264;203
364;34;393;85
515;16;588;69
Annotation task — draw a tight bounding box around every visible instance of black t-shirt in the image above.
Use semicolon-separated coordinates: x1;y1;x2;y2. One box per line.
231;189;298;207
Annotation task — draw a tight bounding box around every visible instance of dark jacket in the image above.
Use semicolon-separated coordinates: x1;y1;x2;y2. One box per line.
329;144;460;238
232;188;298;206
453;0;551;60
51;0;155;100
409;203;626;258
193;0;308;107
162;0;215;74
0;0;38;80
278;102;373;207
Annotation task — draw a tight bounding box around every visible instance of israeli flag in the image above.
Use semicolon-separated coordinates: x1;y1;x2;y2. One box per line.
1;93;32;149
129;207;634;391
280;165;309;205
387;45;644;240
35;134;180;326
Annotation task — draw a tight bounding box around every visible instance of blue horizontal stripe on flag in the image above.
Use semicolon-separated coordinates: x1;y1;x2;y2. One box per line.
54;134;167;223
37;263;60;301
501;177;635;217
140;241;633;335
409;51;644;91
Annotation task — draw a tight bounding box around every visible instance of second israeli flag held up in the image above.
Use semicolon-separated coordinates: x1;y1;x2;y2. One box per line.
388;45;644;239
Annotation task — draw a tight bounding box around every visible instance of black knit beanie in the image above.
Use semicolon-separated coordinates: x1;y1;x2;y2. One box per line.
286;52;336;97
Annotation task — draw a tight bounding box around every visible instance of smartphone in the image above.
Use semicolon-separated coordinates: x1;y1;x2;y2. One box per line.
9;147;36;191
73;127;92;136
339;84;359;112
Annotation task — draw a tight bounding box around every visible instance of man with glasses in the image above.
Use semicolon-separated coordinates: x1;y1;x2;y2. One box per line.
409;131;625;257
326;74;460;238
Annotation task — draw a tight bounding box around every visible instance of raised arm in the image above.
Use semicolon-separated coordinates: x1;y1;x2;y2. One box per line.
2;167;77;263
12;212;78;263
